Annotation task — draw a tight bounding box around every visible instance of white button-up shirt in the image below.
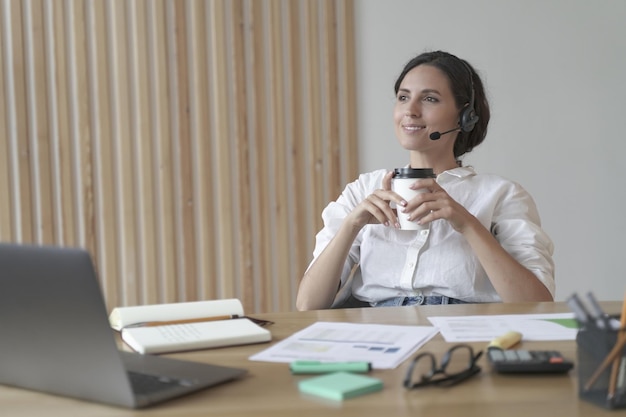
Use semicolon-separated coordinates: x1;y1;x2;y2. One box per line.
309;167;555;303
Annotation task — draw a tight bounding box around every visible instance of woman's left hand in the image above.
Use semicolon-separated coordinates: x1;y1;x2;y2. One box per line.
402;178;475;233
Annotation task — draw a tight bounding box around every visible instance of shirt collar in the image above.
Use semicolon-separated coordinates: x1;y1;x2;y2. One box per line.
437;166;477;182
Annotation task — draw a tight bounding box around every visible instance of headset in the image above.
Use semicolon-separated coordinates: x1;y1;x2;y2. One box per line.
429;56;480;140
458;59;479;133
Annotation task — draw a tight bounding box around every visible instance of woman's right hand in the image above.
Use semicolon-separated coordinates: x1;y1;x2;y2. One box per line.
345;171;407;229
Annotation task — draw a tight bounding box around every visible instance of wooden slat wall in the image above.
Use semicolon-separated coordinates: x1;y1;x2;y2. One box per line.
0;0;357;313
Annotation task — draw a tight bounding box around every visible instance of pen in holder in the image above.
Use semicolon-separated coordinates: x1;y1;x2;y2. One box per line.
576;318;626;409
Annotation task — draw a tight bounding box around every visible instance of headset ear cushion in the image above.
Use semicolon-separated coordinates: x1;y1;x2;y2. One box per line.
460;106;479;132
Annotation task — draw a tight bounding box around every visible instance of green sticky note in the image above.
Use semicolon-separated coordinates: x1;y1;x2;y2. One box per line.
298;371;383;401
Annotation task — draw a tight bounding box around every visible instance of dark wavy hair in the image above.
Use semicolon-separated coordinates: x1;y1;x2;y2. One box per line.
394;51;490;158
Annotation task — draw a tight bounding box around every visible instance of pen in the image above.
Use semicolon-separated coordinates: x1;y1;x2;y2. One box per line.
124;314;241;329
586;292;613;330
289;360;372;374
566;293;592;326
607;292;626;400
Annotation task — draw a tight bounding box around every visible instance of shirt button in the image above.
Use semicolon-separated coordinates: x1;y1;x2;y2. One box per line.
408;262;414;268
420;229;429;236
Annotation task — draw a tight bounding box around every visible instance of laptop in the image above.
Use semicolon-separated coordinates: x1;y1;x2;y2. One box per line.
0;243;247;409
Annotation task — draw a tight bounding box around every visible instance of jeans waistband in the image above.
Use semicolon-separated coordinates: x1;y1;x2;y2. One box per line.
372;295;467;307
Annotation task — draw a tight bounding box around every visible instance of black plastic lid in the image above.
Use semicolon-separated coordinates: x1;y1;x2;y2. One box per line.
393;167;435;179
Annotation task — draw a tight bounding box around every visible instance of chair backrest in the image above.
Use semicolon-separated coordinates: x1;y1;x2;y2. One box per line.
330;264;370;309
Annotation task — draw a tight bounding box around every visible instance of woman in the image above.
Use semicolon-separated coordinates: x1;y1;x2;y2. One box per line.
296;51;555;311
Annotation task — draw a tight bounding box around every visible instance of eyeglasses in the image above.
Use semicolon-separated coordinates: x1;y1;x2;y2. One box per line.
403;344;483;389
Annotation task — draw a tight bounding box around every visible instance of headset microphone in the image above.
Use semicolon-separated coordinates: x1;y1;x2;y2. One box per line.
429;127;461;140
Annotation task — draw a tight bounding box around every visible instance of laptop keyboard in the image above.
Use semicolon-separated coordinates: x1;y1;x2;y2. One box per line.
128;371;194;395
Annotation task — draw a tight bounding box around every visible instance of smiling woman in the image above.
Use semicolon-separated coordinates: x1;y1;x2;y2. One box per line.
393;65;465;164
296;50;555;311
393;53;488;165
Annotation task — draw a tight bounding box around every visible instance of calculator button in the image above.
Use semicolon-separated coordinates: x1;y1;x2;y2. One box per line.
503;350;518;361
489;350;505;361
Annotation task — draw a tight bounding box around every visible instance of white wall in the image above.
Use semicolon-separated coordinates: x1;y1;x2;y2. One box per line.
354;0;626;301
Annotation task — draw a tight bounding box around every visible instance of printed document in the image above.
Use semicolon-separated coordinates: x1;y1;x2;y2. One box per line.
428;313;578;342
249;321;438;369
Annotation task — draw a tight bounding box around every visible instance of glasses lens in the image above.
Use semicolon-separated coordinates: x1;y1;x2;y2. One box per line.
406;353;437;387
442;345;475;375
404;345;481;390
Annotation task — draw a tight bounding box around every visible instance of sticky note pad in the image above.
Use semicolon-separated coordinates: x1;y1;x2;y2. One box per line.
298;371;383;401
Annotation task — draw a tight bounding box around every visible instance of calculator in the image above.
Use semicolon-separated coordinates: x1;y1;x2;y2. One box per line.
486;349;574;374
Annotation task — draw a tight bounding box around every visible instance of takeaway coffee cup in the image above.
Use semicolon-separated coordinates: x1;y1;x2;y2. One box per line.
392;168;436;230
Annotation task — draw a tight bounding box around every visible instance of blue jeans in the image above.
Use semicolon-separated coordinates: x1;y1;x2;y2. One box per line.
372;295;468;307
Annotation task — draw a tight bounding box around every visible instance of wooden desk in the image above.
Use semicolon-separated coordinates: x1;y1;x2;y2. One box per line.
1;302;622;416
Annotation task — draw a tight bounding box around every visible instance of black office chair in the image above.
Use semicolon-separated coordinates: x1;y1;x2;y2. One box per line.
330;265;370;309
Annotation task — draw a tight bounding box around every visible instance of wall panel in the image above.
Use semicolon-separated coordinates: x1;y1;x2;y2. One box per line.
0;0;357;313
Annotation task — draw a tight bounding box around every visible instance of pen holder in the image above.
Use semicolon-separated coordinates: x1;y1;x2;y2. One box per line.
576;320;626;410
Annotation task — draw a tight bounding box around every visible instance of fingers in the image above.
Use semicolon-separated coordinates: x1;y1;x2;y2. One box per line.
404;200;442;224
401;184;445;224
409;177;436;192
357;171;438;229
382;171;394;190
403;203;433;225
364;191;400;227
402;187;463;228
384;171;409;208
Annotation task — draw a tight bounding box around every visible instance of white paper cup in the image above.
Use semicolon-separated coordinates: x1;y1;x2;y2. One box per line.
392;168;435;230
